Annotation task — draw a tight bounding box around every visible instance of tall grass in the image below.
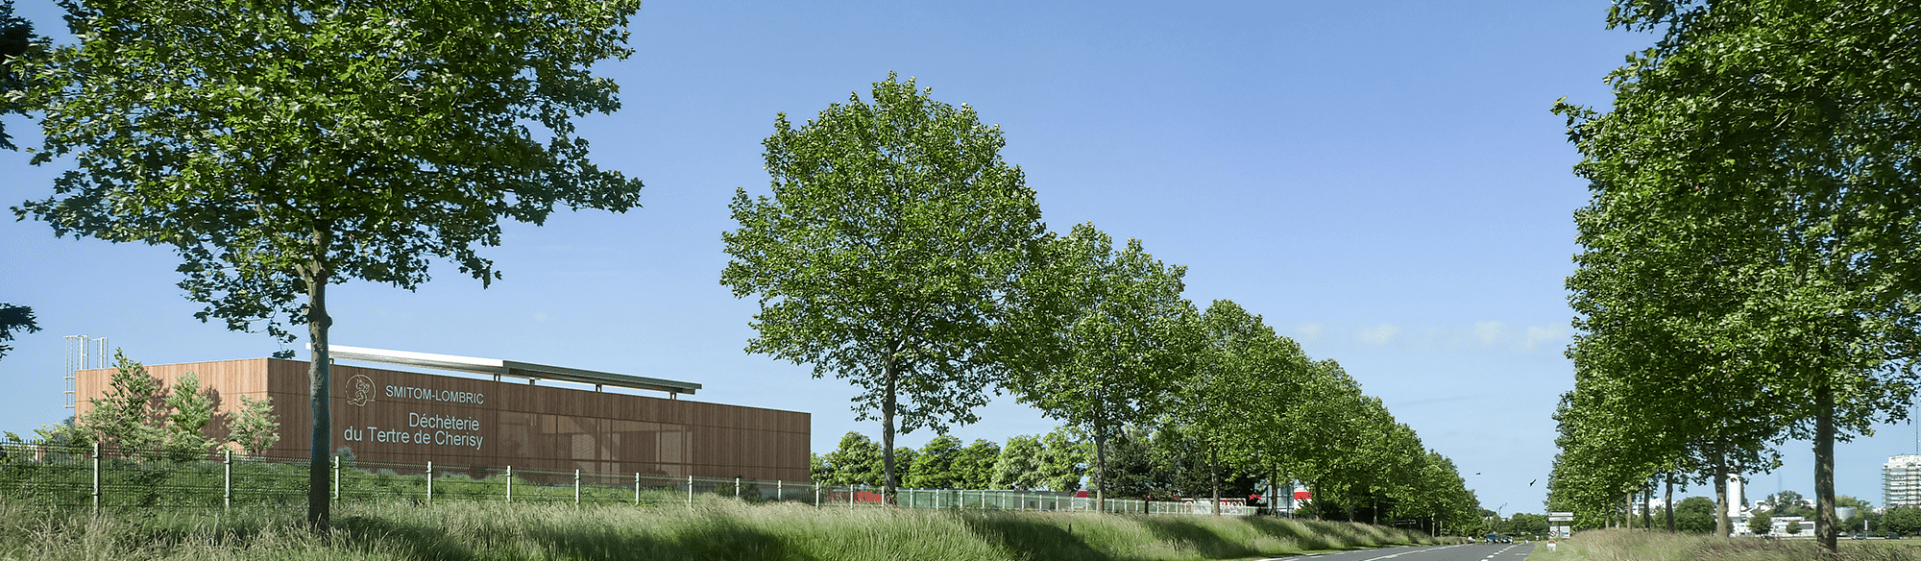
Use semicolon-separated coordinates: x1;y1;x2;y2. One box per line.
0;498;1436;560
1529;529;1920;561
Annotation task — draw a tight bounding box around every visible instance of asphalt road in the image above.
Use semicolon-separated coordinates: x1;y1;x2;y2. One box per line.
1261;542;1536;561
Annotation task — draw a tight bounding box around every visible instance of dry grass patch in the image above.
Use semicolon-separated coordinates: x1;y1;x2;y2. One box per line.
0;499;1435;561
1528;529;1921;561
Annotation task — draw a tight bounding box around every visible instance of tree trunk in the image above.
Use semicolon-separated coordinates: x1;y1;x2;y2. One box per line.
882;349;898;506
1310;481;1320;520
1092;410;1107;514
1666;471;1676;532
1271;468;1280;518
1816;381;1838;554
1714;449;1730;537
1209;448;1220;516
1643;483;1653;530
304;232;334;529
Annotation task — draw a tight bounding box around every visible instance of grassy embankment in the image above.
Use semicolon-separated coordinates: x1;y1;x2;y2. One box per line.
0;498;1436;561
1526;529;1921;561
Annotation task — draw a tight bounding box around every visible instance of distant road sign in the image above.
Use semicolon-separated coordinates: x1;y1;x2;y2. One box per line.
1549;511;1575;522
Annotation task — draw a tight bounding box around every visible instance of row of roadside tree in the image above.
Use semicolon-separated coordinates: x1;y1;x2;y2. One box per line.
721;75;1482;531
1548;0;1921;555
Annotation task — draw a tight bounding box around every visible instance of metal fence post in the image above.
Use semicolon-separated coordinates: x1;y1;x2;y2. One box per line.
506;466;513;502
426;461;433;505
331;455;340;501
223;449;232;512
734;477;740;499
850;485;855;509
574;469;580;507
91;441;99;517
635;472;641;506
687;475;693;508
814;484;820;507
777;480;783;502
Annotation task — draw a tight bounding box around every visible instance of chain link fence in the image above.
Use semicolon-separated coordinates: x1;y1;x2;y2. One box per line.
0;442;1251;516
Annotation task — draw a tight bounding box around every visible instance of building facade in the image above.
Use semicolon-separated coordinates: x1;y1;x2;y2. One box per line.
1885;455;1921;509
74;350;810;482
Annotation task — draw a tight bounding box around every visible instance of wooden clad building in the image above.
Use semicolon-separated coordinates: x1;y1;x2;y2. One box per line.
74;356;811;482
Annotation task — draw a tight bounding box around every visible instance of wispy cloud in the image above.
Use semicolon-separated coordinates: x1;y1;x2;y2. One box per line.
1296;323;1323;344
1524;326;1565;349
1475;321;1504;345
1357;324;1399;346
1293;320;1569;354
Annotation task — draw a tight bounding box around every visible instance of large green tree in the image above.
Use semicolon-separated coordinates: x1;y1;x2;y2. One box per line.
1004;222;1193;512
12;0;647;527
991;434;1047;490
1558;184;1788;536
1410;452;1480;535
817;432;883;487
954;438;1002;490
1182;300;1278;512
722;73;1046;503
1103;424;1174;501
1036;426;1089;492
905;434;963;489
1556;0;1921;552
1667;496;1716;534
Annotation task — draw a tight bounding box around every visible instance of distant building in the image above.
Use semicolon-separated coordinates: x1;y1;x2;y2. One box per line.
74;346;811;482
1884;455;1921;508
1770;516;1808;537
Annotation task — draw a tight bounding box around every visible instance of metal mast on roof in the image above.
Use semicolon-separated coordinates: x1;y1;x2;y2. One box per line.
64;335;107;409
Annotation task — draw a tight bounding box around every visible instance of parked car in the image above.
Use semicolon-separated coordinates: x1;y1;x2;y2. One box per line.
1887;533;1902;540
1853;534;1868;540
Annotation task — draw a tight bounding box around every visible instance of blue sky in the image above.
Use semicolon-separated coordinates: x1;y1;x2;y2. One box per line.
2;1;1911;517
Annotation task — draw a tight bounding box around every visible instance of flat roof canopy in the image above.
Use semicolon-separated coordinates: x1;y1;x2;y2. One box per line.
315;344;701;395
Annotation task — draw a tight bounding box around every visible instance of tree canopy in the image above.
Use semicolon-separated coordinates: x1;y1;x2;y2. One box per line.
723;73;1047;503
1551;0;1921;551
1004;222;1194;512
11;0;648;527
